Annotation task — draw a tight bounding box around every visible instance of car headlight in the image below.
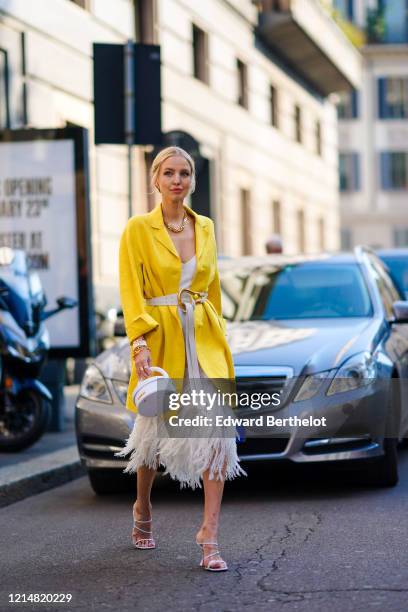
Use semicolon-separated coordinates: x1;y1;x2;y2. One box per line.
294;370;334;402
79;364;112;403
112;380;128;405
326;352;377;396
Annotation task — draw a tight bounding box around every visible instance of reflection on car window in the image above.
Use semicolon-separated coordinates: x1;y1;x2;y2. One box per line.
240;263;373;320
367;255;400;317
379;257;408;295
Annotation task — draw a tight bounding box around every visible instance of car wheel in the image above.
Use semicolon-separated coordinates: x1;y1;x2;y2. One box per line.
88;468;131;495
358;391;399;488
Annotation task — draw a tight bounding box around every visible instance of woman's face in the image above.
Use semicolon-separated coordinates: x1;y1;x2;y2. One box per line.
156;155;192;202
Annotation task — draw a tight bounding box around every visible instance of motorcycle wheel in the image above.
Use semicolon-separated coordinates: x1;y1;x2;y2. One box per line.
0;390;51;452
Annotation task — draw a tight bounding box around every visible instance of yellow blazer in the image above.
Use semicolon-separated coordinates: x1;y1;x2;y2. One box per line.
119;202;235;413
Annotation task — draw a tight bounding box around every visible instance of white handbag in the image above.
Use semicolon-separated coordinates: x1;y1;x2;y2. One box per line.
132;366;176;417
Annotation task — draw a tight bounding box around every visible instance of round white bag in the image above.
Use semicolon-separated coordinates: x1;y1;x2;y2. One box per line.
132;366;176;417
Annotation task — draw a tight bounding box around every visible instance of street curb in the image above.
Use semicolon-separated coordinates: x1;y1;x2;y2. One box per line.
0;445;86;508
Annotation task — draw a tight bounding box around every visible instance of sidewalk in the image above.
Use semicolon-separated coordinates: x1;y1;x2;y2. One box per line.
0;386;86;508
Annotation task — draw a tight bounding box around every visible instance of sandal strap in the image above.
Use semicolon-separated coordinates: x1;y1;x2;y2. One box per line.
197;541;218;546
203;550;220;561
133;524;152;534
133;518;152;522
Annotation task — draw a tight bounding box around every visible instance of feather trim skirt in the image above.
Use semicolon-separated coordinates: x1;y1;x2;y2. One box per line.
114;360;247;490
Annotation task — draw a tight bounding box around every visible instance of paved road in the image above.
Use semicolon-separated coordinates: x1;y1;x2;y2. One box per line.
2;451;408;612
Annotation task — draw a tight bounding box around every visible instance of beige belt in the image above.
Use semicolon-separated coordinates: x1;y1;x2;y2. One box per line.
145;288;208;380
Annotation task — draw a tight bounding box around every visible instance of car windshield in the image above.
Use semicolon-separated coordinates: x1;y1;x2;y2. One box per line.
245;263;373;320
379;257;408;293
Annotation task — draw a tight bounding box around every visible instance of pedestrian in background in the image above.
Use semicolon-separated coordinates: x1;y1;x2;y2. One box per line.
115;146;246;572
265;233;283;254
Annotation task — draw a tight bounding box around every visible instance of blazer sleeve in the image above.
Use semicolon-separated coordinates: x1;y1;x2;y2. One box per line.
119;221;159;343
207;221;227;336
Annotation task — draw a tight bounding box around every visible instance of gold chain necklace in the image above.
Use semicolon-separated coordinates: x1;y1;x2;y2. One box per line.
163;210;190;233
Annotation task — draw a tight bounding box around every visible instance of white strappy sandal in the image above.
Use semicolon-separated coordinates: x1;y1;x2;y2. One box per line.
132;517;156;549
196;540;228;572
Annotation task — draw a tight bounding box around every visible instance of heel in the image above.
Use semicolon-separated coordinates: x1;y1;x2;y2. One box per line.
132;517;156;549
195;540;228;572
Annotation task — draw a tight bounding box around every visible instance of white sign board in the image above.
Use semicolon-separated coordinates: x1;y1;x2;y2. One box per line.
0;139;80;348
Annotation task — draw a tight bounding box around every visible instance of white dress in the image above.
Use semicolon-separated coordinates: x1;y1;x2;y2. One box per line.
114;255;247;489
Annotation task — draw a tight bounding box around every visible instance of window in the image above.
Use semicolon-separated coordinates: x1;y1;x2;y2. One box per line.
270;84;278;128
294;105;302;143
333;0;355;21
339;153;360;191
237;59;248;109
315;120;322;156
380;152;408;190
240;189;252;255
378;77;408;119
393;227;408;247
341;228;352;250
0;49;10;129
136;0;158;44
248;263;372;321
318;217;325;251
268;0;290;10
379;0;408;44
337;89;359;119
367;255;400;318
192;24;209;84
192;25;207;82
297;209;305;253
272;200;281;234
69;0;89;8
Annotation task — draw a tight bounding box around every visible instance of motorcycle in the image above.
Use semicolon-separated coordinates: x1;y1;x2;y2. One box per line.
0;247;77;452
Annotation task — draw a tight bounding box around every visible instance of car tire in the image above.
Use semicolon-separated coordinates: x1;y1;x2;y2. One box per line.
88;468;131;495
358;389;399;488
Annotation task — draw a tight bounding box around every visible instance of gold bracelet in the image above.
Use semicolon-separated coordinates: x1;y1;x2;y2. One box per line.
132;345;150;356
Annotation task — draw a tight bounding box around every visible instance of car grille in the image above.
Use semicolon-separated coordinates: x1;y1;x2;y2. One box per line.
235;376;289;410
237;436;289;456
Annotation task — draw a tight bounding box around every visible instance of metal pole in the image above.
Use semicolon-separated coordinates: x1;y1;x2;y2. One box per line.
124;40;135;218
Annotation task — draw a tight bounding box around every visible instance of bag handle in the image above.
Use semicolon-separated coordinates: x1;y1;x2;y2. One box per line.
147;366;169;378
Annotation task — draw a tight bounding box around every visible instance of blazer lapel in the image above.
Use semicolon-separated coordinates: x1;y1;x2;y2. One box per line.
148;203;179;259
148;202;210;263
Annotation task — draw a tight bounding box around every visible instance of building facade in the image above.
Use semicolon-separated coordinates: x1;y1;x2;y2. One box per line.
0;0;360;311
335;0;408;249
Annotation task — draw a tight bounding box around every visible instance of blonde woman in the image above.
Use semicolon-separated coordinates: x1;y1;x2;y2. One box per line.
115;146;246;571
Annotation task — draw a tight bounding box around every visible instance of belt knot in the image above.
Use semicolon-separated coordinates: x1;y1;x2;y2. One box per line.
177;288;208;313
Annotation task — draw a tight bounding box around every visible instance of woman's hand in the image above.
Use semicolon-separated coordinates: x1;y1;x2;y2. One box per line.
134;347;152;380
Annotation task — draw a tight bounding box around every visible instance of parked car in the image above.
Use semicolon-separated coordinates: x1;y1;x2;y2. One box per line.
376;248;408;299
75;247;408;493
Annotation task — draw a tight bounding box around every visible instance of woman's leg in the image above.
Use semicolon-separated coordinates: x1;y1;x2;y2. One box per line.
132;465;157;546
196;461;228;569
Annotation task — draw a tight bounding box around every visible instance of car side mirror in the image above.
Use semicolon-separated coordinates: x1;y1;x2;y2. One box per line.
392;300;408;323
